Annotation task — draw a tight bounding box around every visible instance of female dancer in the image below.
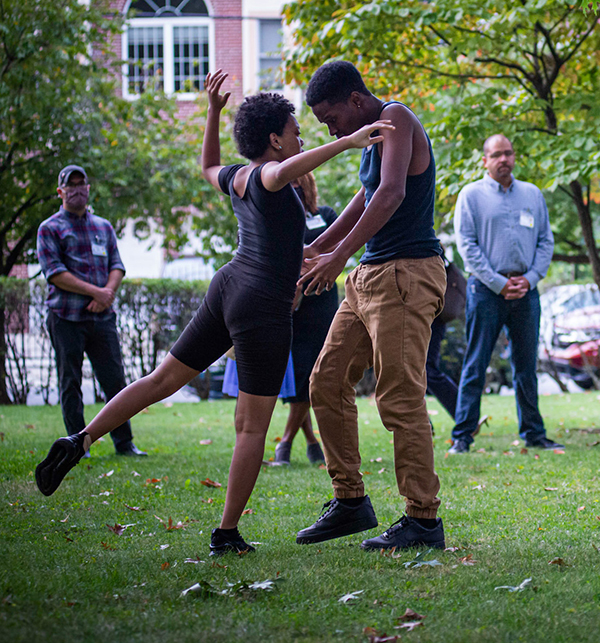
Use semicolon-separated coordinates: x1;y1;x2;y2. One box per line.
35;70;392;556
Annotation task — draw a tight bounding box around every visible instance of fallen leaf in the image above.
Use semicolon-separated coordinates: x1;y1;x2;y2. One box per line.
398;608;425;621
544;487;558;491
124;504;143;511
534;454;540;460
378;468;386;474
24;423;35;430
476;448;486;453
403;551;443;569
101;541;116;550
363;471;372;475
471;484;485;491
503;451;514;456
578;506;586;512
98;491;112;496
319;464;327;470
199;439;212;445
184;557;205;564
363;629;401;643
396;621;424;632
370;457;383;463
273;436;282;443
60;514;70;523
444;547;460;552
459;554;477;566
106;523;125;536
520;448;529;455
242;508;254;515
200;478;222;488
553;449;566;455
511;440;520;446
548;557;569;566
495;578;532;592
161;562;170;570
201;498;214;504
339;590;364;604
588;441;600;447
160;544;170;550
98;469;114;479
132;471;141;477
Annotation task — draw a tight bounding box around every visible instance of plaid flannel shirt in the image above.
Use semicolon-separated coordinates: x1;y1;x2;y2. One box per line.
37;207;126;321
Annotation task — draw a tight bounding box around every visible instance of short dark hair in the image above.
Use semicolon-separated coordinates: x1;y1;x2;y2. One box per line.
233;93;296;160
306;61;370;107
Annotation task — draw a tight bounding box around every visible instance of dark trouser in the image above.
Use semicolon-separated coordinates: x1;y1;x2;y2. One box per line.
47;311;133;449
426;317;458;419
452;277;545;445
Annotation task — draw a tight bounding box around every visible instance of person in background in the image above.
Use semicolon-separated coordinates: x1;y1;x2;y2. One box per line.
275;172;338;466
449;134;562;454
36;165;146;458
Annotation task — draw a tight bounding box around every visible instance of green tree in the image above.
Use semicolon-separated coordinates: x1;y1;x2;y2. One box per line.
283;0;600;282
0;0;230;403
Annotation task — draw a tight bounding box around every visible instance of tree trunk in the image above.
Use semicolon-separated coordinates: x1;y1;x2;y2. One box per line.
0;307;12;404
570;180;600;289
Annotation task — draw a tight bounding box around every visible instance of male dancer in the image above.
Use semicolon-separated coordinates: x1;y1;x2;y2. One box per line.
297;61;447;550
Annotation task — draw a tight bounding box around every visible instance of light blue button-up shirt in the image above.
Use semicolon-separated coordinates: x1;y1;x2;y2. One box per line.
454;172;554;295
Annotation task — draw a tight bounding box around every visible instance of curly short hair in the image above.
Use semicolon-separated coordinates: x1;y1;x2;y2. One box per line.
306;61;370;107
233;93;296;160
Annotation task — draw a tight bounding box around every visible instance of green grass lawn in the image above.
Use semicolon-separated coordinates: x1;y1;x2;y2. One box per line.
2;391;600;643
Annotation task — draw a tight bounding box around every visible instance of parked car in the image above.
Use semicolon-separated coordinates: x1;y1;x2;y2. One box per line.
539;284;600;389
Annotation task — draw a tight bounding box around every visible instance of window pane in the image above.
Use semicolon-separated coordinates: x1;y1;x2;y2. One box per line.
259;19;281;56
127;26;164;94
173;25;209;92
130;0;208;17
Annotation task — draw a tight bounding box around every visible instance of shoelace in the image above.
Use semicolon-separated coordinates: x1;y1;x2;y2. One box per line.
315;499;336;523
384;515;410;537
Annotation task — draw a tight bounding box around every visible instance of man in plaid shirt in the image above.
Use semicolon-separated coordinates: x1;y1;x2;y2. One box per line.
37;165;146;457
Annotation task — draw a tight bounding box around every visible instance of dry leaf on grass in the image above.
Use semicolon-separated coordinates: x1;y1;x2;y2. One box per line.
201;498;214;504
378;468;386;474
160;544;170;550
338;590;364;604
161;562;170;570
495;578;532;592
101;541;116;550
199;439;212;445
398;608;425;621
184;557;205;564
106;523;135;536
200;478;222;488
545;487;558;491
396;621;424;632
242;508;254;515
60;515;70;523
98;470;114;479
534;454;540;460
520;448;529;455
124;504;143;512
548;557;570;566
459;554;477;566
578;506;586;512
553;449;566;454
511;440;520;446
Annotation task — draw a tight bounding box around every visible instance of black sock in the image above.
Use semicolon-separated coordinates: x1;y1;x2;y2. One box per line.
218;527;238;535
412;517;437;529
337;496;365;507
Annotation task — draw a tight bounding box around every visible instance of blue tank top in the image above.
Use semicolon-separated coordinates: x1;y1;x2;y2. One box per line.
359;101;441;264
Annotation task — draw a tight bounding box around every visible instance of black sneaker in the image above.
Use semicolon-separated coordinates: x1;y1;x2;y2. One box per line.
209;527;256;556
361;515;445;551
306;442;325;464
296;496;378;544
274;441;292;465
525;437;565;450
115;442;148;456
448;439;470;454
35;432;89;496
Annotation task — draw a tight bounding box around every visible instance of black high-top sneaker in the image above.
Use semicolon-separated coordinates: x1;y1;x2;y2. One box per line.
35;432;90;496
209;527;256;556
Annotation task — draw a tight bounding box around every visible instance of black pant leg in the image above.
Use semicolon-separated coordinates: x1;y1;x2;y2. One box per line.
85;312;133;449
47;311;87;436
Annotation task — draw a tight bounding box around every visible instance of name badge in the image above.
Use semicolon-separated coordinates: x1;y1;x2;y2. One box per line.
519;212;534;228
306;214;326;230
91;243;107;257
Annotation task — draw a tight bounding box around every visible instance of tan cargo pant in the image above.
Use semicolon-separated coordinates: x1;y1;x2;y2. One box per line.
309;255;446;519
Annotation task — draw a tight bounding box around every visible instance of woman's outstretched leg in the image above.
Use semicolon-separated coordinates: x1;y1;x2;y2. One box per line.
35;354;199;496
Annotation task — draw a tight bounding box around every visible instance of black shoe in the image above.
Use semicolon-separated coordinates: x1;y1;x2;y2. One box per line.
274;441;292;465
35;432;87;496
116;442;148;456
296;496;378;544
209;528;256;556
448;439;470;454
306;442;325;464
361;515;445;551
525;437;565;450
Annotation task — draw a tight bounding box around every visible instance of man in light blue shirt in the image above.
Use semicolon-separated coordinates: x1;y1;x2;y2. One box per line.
449;134;563;453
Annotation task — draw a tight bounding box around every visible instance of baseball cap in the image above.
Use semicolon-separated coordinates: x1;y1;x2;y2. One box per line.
58;165;88;187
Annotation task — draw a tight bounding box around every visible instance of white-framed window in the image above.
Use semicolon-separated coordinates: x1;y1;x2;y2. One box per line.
258;19;282;91
122;0;215;99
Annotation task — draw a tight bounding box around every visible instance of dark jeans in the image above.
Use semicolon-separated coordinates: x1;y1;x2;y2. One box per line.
452;277;545;445
47;311;133;449
426;317;458;419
